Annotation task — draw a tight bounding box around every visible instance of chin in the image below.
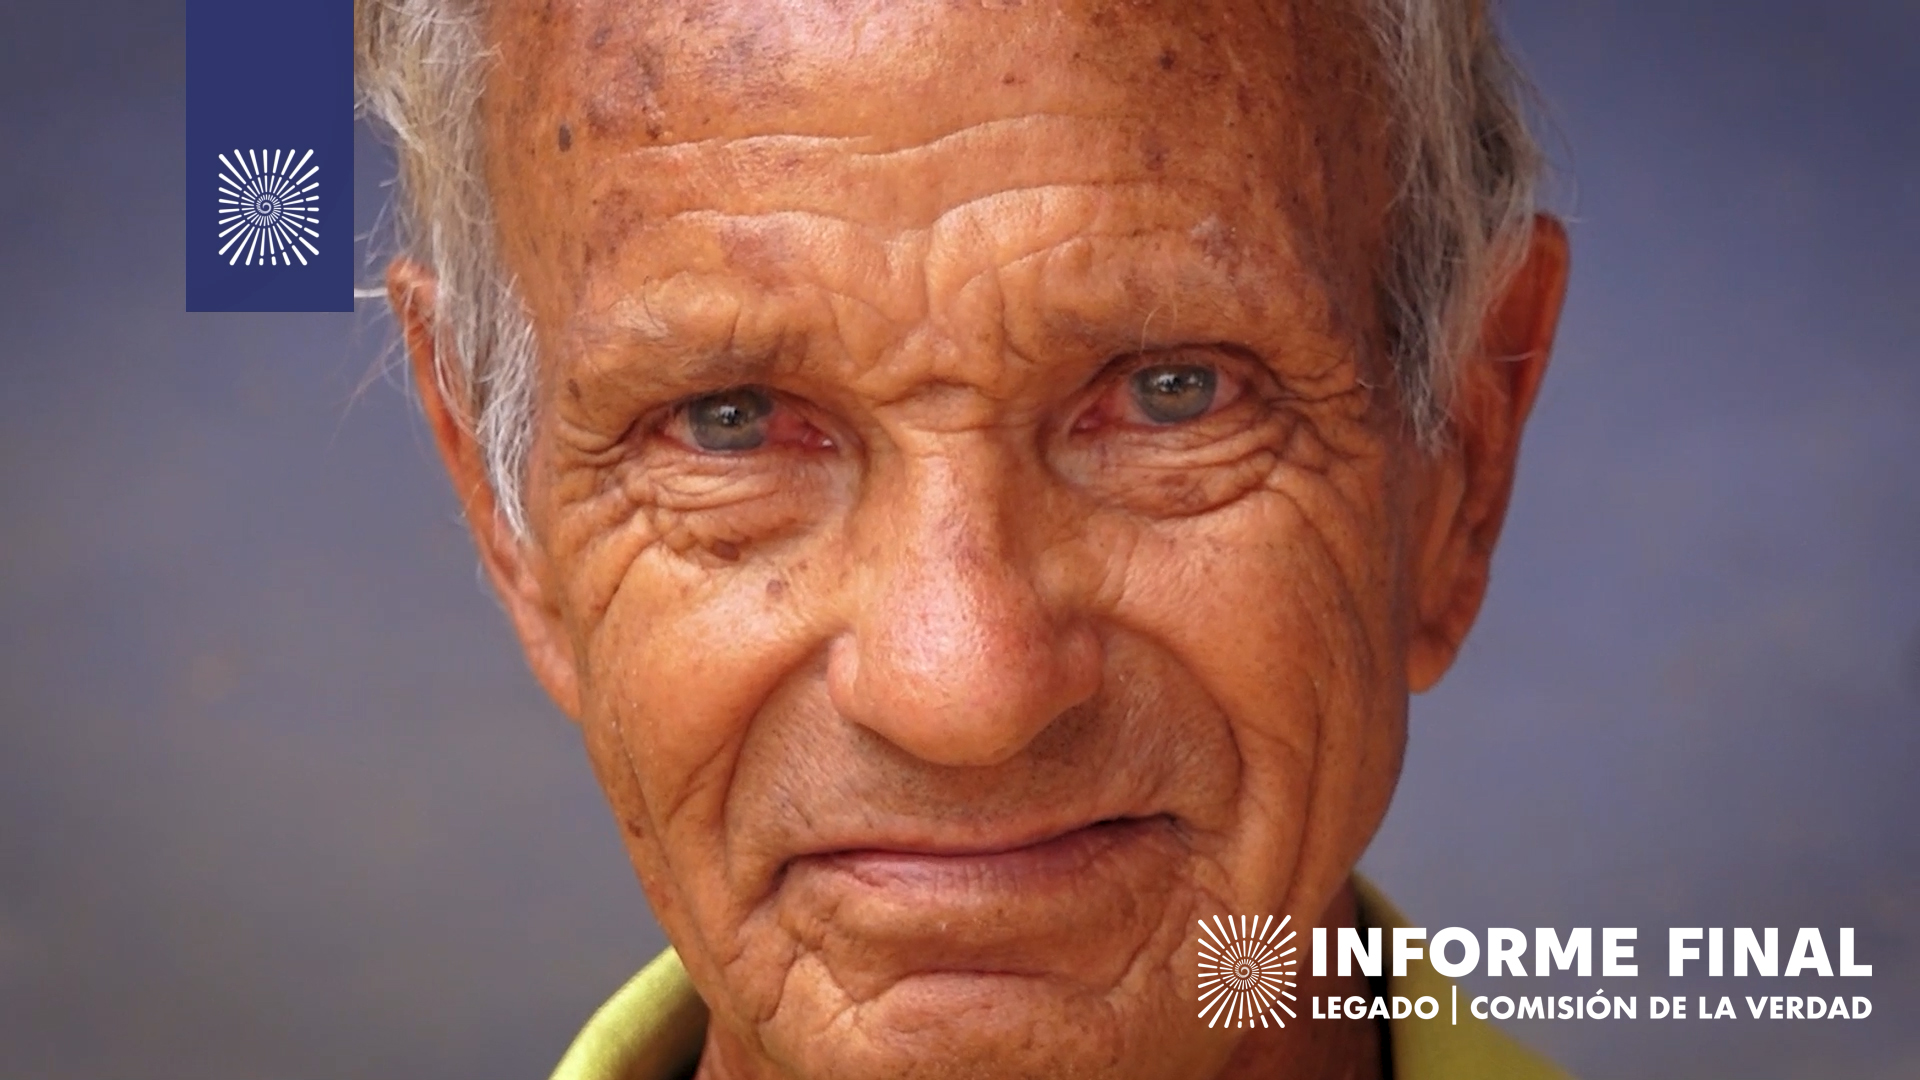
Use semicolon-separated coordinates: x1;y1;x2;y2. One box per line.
753;969;1222;1080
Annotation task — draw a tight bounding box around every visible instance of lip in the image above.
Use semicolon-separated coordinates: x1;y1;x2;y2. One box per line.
794;815;1172;893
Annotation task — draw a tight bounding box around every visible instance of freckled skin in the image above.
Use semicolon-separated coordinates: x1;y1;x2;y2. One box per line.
389;2;1570;1079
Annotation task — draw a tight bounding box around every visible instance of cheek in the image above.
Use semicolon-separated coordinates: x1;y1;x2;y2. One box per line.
1100;465;1410;912
560;518;841;929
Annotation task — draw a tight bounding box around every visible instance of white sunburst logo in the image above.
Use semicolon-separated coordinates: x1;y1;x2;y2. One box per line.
1196;914;1300;1029
216;149;319;267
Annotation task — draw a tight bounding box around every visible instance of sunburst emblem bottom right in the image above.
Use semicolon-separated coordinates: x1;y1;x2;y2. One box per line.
1196;914;1299;1029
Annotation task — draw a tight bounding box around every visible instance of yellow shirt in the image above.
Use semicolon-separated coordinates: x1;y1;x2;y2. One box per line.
549;878;1571;1080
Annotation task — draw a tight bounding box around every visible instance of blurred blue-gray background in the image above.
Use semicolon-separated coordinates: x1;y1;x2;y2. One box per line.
1;2;1914;1077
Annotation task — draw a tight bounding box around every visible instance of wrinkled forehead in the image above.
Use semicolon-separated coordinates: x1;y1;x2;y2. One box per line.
478;0;1395;348
484;0;1381;131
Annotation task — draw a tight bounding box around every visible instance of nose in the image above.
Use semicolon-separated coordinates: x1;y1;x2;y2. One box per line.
826;448;1102;768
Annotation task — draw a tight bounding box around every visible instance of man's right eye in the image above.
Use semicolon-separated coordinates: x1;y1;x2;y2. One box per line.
664;387;836;455
682;388;775;452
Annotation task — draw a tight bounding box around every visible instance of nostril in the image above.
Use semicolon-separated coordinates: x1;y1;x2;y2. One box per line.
823;633;863;718
823;615;1103;769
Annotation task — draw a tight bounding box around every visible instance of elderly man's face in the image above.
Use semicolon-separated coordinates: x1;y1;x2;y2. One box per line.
395;1;1566;1078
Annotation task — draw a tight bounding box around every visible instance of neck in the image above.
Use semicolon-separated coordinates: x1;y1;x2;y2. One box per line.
1213;880;1388;1080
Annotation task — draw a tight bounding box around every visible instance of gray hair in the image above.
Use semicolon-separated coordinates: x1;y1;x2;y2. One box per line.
356;0;1544;540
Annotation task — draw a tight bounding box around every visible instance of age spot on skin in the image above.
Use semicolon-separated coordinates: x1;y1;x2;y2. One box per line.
557;122;573;151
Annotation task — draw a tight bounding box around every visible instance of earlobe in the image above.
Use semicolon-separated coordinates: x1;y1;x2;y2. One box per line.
1405;451;1472;693
385;259;585;720
1405;214;1571;692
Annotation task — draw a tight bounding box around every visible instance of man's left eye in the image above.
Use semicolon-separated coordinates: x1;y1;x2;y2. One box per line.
1128;364;1218;424
1071;357;1246;435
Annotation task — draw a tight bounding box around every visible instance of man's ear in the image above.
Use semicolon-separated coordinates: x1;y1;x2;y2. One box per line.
386;259;583;719
1406;214;1570;692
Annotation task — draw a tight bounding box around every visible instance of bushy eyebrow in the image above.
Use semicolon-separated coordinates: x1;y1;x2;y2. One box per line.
561;281;796;399
564;336;789;416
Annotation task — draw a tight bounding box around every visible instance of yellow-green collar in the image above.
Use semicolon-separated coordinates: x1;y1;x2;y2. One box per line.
551;879;1571;1080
